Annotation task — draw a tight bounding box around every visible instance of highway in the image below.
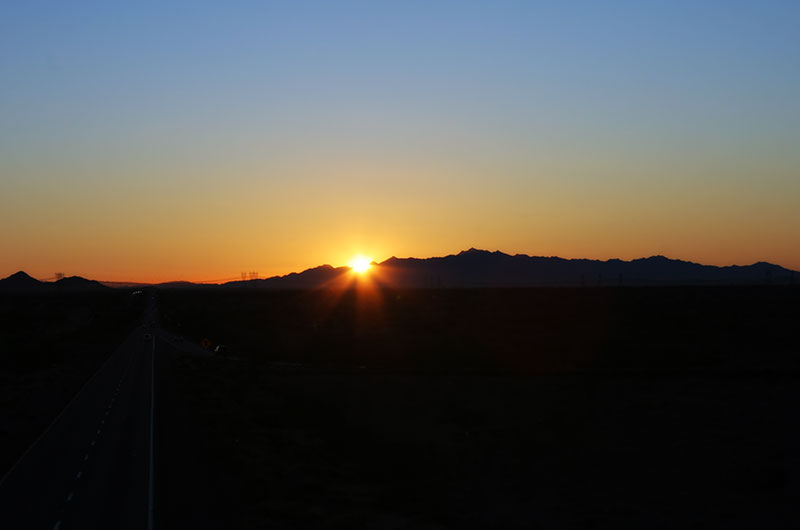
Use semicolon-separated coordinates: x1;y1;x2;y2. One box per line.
0;308;158;529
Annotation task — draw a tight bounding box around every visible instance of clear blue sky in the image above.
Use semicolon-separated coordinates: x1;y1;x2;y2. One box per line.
2;1;799;281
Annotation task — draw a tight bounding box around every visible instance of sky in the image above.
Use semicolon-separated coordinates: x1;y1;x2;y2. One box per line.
2;1;799;282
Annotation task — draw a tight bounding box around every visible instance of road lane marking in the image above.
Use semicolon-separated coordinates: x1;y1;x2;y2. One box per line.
53;521;61;530
91;440;96;446
67;491;73;502
97;429;101;435
76;471;82;479
84;454;89;461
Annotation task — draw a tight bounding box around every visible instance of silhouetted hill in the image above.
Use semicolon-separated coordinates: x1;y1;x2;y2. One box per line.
225;265;350;289
376;249;797;287
54;276;109;291
0;271;45;291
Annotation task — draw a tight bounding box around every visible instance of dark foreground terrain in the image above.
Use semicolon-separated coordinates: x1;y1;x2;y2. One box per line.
157;286;800;529
1;286;797;528
0;291;145;477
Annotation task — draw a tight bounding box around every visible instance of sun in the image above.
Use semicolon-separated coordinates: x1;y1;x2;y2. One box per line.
349;255;372;274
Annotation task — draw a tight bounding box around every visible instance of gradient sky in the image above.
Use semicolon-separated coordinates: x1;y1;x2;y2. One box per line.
2;1;799;282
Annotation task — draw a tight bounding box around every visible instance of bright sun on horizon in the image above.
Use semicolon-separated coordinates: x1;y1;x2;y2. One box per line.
349;256;372;274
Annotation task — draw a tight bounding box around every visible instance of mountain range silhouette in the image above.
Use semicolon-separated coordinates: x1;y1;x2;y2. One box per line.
2;250;796;290
226;249;797;289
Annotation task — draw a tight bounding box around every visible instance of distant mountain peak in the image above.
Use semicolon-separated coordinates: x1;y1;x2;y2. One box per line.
456;248;511;259
0;270;44;291
54;275;108;290
7;271;36;280
458;248;500;255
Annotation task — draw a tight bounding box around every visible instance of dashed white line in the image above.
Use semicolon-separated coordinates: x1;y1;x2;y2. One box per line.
66;491;73;502
53;521;61;530
84;454;89;461
76;471;82;479
91;440;96;446
97;429;101;435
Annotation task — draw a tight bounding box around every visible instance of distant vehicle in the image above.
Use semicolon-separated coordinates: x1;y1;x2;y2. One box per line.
214;345;229;356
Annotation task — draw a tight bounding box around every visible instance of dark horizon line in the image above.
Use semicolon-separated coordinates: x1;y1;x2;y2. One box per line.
2;248;798;287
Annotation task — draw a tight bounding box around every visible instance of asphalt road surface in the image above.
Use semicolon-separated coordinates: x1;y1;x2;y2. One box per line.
0;294;161;530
